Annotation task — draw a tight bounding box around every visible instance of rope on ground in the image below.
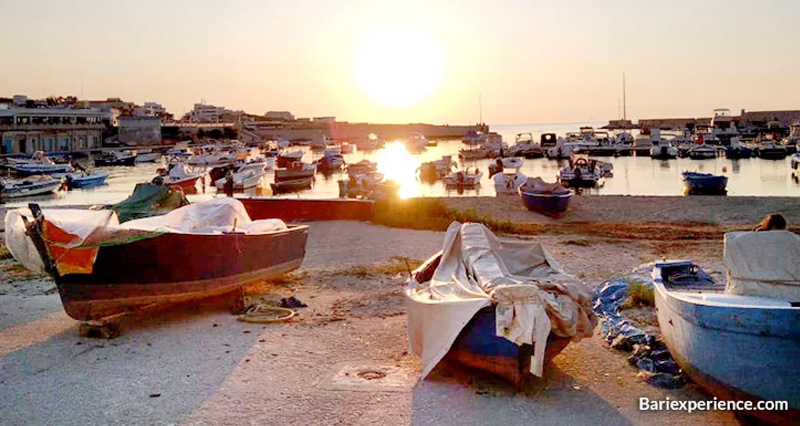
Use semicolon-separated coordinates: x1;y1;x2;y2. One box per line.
237;304;296;324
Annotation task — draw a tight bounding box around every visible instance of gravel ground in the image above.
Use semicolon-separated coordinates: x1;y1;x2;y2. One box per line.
0;219;737;425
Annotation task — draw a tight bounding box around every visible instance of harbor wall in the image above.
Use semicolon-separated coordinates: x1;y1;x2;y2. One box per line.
250;123;478;141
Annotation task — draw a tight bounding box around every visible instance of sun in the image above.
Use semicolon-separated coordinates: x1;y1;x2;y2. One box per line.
353;26;444;107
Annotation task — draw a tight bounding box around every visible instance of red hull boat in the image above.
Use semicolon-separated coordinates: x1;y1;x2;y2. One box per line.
22;204;308;322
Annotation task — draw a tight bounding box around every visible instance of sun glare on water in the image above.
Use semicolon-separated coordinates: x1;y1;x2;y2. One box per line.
353;26;444;107
377;142;420;199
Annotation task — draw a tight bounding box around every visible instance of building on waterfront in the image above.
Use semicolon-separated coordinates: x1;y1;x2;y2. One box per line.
739;110;800;128
313;116;336;124
118;116;162;145
265;111;294;121
185;102;237;123
0;105;105;154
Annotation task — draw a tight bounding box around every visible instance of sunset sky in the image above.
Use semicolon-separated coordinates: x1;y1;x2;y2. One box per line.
1;0;798;124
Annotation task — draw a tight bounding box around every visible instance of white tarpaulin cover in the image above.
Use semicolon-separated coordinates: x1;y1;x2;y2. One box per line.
406;222;595;378
4;198;288;275
724;230;800;301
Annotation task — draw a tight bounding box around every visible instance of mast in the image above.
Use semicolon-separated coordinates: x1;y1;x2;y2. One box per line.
622;73;627;122
479;94;483;126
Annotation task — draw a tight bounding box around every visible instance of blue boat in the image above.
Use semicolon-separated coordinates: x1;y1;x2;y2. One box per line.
446;306;571;389
518;177;573;214
652;258;800;424
681;171;727;194
64;170;111;189
724;145;752;159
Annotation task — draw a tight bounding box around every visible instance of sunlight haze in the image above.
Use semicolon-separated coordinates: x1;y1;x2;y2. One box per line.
1;0;798;124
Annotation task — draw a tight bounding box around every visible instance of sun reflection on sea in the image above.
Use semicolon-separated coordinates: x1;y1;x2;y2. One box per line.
376;141;420;199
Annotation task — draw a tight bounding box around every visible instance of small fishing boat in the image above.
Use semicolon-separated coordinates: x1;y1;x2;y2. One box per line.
755;141;788;160
406;223;596;389
545;139;574;160
458;147;492;160
418;156;454;181
63;170;111;189
493;171;527;194
134;149;162;163
214;167;267;190
0;176;62;198
351;133;385;151
724;138;752;159
315;149;345;171
650;140;679;159
687;144;718;159
270;177;313;193
9;199;309;327
159;162;205;190
276;150;303;168
501;157;524;169
275;161;317;181
558;158;604;188
404;133;429;151
13;152;74;176
95;150;137;166
346;159;378;177
506;133;544;159
652;231;800;423
681;171;727;195
443;168;483;186
518;177;573;214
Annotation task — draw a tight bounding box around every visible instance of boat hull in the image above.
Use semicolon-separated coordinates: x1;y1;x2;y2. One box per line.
239;197;374;221
653;282;800;422
2;180;62;198
270;177;313;193
445;306;571;389
54;227;309;321
67;172;110;189
95;156;136;167
519;190;572;214
682;173;727;194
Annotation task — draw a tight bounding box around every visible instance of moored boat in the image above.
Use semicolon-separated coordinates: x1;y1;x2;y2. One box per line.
518;177;573;214
159;162;205;190
0;176;62;198
558;158;604;188
270;177;313;193
755;141;788;160
8;198;309;324
95;150;137;166
134;149;162;163
275;161;317;181
681;171;727;195
443;168;482;186
63;170;111;189
687;144;718;159
652;231;800;424
276;150;303;168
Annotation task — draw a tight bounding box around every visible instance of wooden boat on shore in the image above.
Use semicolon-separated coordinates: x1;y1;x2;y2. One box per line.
16;199;309;324
406;223;595;389
652;252;800;424
270;177;313;193
0;176;62;198
518;177;573;214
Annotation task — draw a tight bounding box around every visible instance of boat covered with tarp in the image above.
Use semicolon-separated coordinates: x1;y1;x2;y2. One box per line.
5;198;309;323
406;222;596;388
103;183;189;222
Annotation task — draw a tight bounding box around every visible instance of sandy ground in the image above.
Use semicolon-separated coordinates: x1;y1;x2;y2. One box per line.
0;210;747;425
443;195;800;225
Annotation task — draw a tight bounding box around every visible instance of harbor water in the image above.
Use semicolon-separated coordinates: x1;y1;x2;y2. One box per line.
3;121;799;209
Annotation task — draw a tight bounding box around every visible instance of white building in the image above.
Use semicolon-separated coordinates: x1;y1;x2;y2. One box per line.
0;107;105;154
135;102;167;118
187;103;229;123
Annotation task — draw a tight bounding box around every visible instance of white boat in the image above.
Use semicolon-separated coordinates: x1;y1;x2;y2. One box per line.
134;149;162;163
275;161;317;181
546;139;575;160
558;158;604;188
458;147;492;160
506;133;544;158
0;176;62;198
215;167;267;190
650;133;679;159
418;156;454;180
501;157;524;169
688;144;718;159
404;133;429;151
13;151;74;176
161;162;205;190
443;168;483;186
351;133;385;151
493;171;527;194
